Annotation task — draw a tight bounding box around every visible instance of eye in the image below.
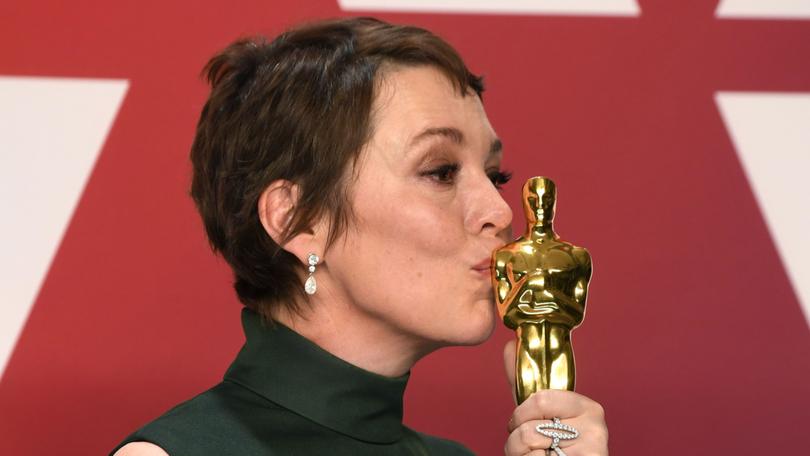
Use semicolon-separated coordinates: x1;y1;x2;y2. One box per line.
422;163;460;185
488;169;513;189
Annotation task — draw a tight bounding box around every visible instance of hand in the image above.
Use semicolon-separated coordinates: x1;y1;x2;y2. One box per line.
503;340;608;455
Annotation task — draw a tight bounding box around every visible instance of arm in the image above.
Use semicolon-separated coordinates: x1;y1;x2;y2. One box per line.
113;442;170;456
572;247;592;307
493;250;514;307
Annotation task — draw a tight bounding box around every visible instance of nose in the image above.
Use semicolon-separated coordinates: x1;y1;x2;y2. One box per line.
465;174;513;238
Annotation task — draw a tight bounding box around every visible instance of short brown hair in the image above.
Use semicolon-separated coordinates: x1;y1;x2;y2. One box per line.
190;17;484;319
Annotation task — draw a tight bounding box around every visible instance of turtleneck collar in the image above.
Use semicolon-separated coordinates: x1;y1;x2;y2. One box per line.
224;308;410;444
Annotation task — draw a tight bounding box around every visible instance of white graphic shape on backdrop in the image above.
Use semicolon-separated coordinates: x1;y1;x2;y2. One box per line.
338;0;640;16
0;76;128;378
716;92;810;327
716;0;810;19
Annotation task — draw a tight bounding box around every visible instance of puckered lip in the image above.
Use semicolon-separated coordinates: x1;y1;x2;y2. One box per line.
472;257;492;272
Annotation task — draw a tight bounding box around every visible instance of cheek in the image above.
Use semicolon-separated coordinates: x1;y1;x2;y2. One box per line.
349;201;479;329
332;186;470;312
329;183;496;343
359;193;465;266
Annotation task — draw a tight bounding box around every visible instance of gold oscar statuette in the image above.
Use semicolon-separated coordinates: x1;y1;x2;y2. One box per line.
492;177;592;404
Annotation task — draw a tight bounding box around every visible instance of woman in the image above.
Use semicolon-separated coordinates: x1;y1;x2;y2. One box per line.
112;17;608;456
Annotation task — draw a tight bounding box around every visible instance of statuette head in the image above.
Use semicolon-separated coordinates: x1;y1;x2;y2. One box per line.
523;177;556;226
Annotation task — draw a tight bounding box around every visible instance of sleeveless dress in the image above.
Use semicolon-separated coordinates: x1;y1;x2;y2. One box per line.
110;309;474;455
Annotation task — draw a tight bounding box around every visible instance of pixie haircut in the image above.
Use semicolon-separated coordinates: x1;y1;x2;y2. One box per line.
190;17;484;319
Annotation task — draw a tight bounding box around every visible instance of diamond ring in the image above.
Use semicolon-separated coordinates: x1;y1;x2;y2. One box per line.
536;417;578;456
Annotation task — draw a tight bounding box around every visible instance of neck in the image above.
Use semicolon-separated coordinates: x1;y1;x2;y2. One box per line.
527;221;556;240
272;285;427;378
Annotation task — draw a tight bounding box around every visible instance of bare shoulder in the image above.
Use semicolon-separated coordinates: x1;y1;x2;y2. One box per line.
112;442;170;456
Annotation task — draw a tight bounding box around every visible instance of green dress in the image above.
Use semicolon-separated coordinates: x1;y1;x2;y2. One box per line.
110;309;474;455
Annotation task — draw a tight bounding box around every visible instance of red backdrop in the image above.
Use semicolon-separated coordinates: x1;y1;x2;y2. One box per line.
1;1;809;454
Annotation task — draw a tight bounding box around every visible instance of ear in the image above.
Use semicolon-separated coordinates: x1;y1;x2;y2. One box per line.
257;180;326;264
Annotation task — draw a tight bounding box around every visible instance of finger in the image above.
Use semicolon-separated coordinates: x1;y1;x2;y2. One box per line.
504;419;580;455
504;420;554;455
508;389;595;432
503;339;516;391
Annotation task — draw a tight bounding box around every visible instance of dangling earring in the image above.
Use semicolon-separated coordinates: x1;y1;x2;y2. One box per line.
304;253;319;295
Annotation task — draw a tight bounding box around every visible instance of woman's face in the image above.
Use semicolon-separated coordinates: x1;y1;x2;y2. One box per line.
323;65;513;352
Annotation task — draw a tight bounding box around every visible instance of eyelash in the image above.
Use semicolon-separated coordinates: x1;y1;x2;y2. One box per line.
423;163;459;184
489;169;513;189
421;164;513;189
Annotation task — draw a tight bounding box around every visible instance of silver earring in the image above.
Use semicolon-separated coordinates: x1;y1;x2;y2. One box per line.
304;253;319;295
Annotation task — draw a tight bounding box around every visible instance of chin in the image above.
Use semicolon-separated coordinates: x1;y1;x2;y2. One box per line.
443;304;497;347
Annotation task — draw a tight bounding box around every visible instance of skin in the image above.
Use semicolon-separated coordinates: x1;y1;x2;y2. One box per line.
116;65;607;456
269;65;513;376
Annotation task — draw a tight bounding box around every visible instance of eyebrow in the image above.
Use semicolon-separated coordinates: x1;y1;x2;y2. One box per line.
409;126;503;158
